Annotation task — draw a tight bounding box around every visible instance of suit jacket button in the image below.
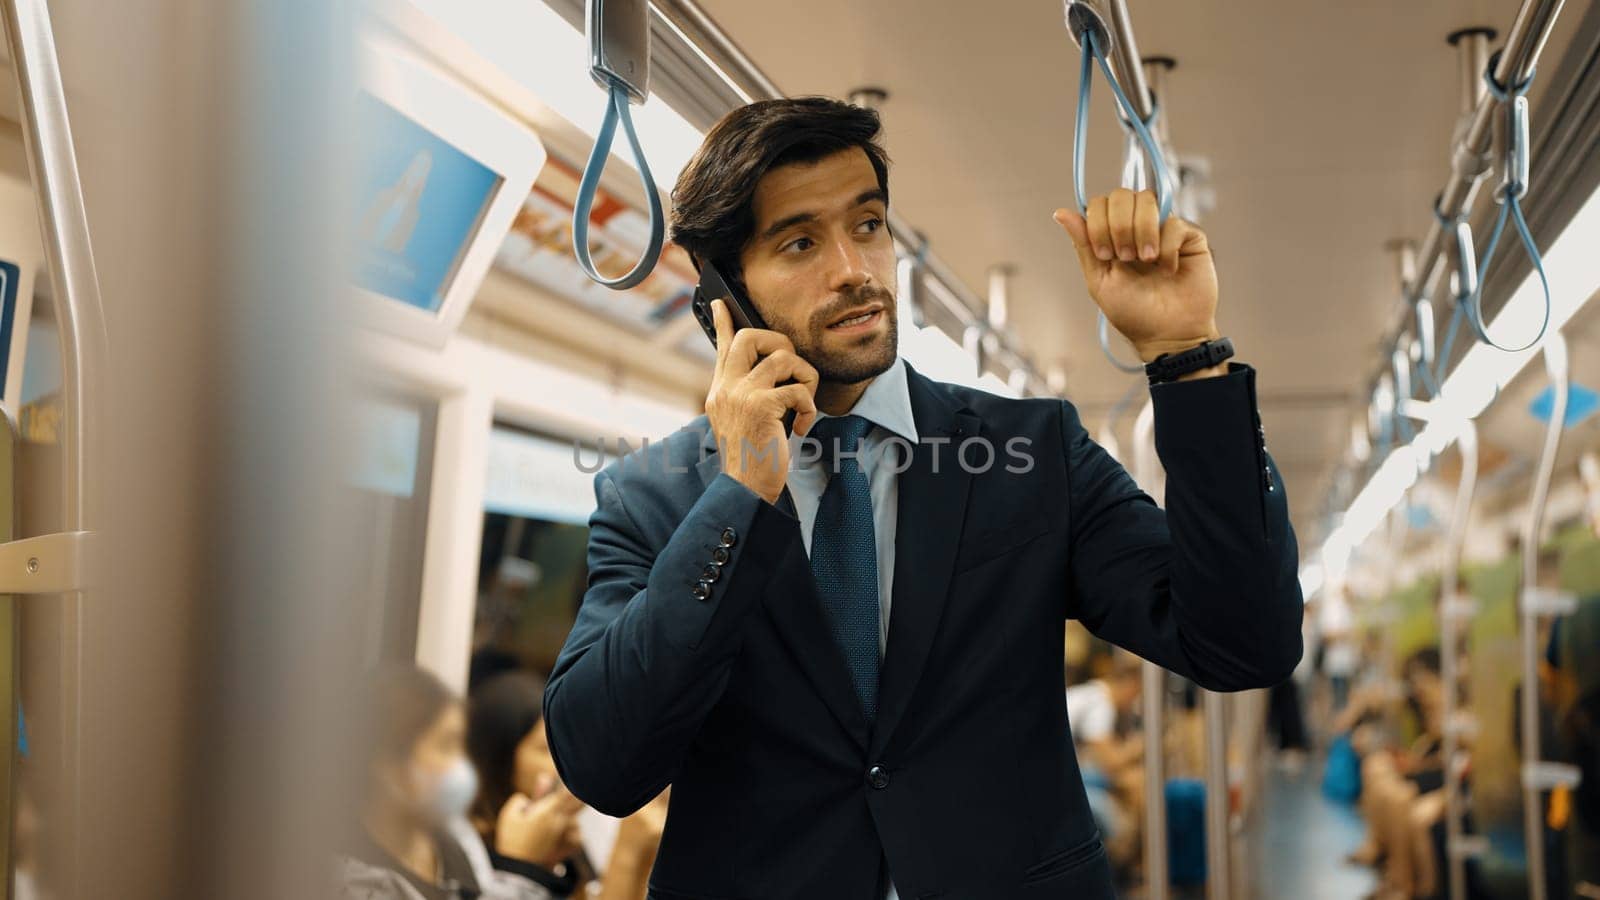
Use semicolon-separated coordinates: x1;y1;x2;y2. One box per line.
711;546;731;565
867;765;890;789
691;582;712;602
719;527;738;548
701;564;721;583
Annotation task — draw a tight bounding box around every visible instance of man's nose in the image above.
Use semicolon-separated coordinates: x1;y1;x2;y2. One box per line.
825;235;871;292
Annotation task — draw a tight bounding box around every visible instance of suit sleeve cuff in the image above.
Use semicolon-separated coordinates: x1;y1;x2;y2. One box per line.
1150;362;1273;494
645;472;801;653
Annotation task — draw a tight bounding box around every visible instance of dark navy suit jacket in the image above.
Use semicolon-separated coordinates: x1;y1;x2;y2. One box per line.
545;360;1302;900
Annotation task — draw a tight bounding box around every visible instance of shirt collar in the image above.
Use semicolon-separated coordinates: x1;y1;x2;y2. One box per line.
811;357;919;445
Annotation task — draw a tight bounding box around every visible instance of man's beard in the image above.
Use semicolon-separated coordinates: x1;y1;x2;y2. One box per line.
794;285;899;384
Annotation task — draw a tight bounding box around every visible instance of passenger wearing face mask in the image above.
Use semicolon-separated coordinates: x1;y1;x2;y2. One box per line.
338;665;555;900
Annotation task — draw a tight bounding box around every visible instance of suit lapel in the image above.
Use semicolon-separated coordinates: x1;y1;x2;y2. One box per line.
695;424;868;749
872;365;979;758
692;364;981;759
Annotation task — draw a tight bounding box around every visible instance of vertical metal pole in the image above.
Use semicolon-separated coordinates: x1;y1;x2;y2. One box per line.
1;0;110;894
986;264;1013;331
1132;400;1168;898
1141;660;1168;897
895;254;923;330
1202;690;1231;899
1448;28;1496;118
1141;57;1177;152
1103;0;1156;121
1389;239;1420;297
1519;336;1567;900
962;325;984;380
1441;421;1479;900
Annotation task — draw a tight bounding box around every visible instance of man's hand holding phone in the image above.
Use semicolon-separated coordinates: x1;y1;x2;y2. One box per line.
705;298;818;504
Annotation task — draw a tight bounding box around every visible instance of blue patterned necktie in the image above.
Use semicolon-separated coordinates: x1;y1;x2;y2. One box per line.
807;414;880;722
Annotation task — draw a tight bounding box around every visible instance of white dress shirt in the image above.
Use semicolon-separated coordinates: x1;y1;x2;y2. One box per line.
784;358;917;900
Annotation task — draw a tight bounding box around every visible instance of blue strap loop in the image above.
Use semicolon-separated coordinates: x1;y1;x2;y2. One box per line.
1461;55;1549;354
1073;27;1176;374
572;78;665;291
1072;29;1174;222
1482;54;1535;104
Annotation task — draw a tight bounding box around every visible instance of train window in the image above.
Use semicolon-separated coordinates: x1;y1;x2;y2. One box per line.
348;393;437;663
471;425;599;684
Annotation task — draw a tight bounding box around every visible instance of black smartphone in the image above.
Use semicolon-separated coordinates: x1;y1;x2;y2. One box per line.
690;262;796;436
690;260;771;340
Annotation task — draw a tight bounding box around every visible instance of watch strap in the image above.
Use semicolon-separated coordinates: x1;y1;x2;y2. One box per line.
1145;337;1235;384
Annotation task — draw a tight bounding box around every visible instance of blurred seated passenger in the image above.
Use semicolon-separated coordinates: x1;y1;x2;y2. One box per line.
467;670;666;900
1347;647;1450;900
1547;590;1600;894
1066;653;1144;869
338;664;554;900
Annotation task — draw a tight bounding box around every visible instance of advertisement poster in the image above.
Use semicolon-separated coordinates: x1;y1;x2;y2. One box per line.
495;154;705;357
353;90;503;313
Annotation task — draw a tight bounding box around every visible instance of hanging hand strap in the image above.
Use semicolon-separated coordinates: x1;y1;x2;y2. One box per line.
1463;58;1549;353
572;79;665;290
1073;28;1176;373
1073;29;1173;221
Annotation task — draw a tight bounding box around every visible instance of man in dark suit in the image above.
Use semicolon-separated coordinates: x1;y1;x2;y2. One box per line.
545;97;1301;899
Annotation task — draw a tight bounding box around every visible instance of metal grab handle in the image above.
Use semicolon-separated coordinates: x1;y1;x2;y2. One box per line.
1518;335;1567;900
2;0;108;543
1;2;110;897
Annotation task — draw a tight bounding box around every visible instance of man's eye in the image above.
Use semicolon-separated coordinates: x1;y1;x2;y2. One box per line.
782;236;814;254
857;217;883;234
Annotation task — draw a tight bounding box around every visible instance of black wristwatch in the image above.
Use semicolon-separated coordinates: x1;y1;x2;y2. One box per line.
1144;337;1235;385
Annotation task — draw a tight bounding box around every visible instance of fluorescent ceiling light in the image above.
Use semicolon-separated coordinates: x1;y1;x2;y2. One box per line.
402;0;705;186
1318;182;1600;571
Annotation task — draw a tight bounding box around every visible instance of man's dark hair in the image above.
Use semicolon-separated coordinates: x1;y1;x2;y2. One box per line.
670;96;891;295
